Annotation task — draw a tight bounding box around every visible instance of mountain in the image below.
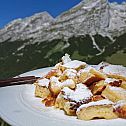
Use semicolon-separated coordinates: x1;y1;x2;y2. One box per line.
0;0;126;79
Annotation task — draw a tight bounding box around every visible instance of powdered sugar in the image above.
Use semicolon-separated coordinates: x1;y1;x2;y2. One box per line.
54;63;62;69
50;76;61;85
109;86;126;92
104;78;119;83
37;78;50;88
62;79;75;86
96;62;110;70
62;53;71;64
77;99;114;112
62;60;86;69
77;66;94;76
77;69;85;76
50;76;75;87
103;65;126;77
114;100;126;109
62;83;93;102
63;69;77;78
82;66;93;72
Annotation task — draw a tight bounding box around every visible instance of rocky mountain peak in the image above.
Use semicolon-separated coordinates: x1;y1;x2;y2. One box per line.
48;0;110;40
0;0;126;43
82;0;108;5
0;11;54;42
4;11;54;30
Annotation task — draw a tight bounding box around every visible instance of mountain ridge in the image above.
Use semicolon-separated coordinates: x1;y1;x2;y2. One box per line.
0;0;126;43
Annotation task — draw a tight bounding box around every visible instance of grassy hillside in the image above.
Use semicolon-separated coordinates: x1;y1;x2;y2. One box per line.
0;33;126;79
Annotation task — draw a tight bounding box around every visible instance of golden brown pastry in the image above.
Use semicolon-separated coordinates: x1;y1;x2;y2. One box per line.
49;76;76;96
90;78;122;95
55;95;77;116
63;102;77;116
102;85;126;102
76;99;118;120
78;66;106;86
58;69;78;83
34;78;50;98
42;94;56;107
79;71;97;86
102;65;126;81
45;69;61;79
90;80;106;95
55;92;69;109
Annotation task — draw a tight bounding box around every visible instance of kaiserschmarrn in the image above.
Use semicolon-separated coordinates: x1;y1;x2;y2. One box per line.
34;54;126;120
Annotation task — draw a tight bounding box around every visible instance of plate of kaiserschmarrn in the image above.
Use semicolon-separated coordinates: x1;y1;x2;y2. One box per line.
0;54;126;126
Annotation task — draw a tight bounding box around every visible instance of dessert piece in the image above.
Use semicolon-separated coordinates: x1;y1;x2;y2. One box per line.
49;76;76;95
102;85;126;102
78;71;96;86
55;83;93;115
58;69;78;83
76;99;117;120
34;78;50;98
61;83;93;104
96;62;110;70
113;100;126;118
104;78;122;87
61;53;72;64
55;93;69;109
63;102;77;116
61;60;87;71
90;78;122;95
78;66;106;86
42;94;56;107
34;65;63;98
45;69;61;79
102;65;126;81
90;68;107;80
52;54;72;74
90;80;106;95
55;95;77;116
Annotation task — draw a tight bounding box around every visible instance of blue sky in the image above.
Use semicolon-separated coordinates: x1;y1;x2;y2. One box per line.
0;0;125;28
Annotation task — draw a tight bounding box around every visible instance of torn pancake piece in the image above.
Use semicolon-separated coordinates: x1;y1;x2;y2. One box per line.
102;65;126;81
55;83;93;115
77;99;117;120
49;76;76;95
34;78;50;98
78;66;106;86
102;85;126;102
90;78;122;95
61;60;87;71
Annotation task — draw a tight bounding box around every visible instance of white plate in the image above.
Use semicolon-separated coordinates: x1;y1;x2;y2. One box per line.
0;67;126;126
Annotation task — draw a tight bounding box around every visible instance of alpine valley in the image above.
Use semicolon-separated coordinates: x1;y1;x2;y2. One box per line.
0;0;126;79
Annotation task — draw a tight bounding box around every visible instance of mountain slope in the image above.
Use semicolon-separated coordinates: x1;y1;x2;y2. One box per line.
0;0;126;79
